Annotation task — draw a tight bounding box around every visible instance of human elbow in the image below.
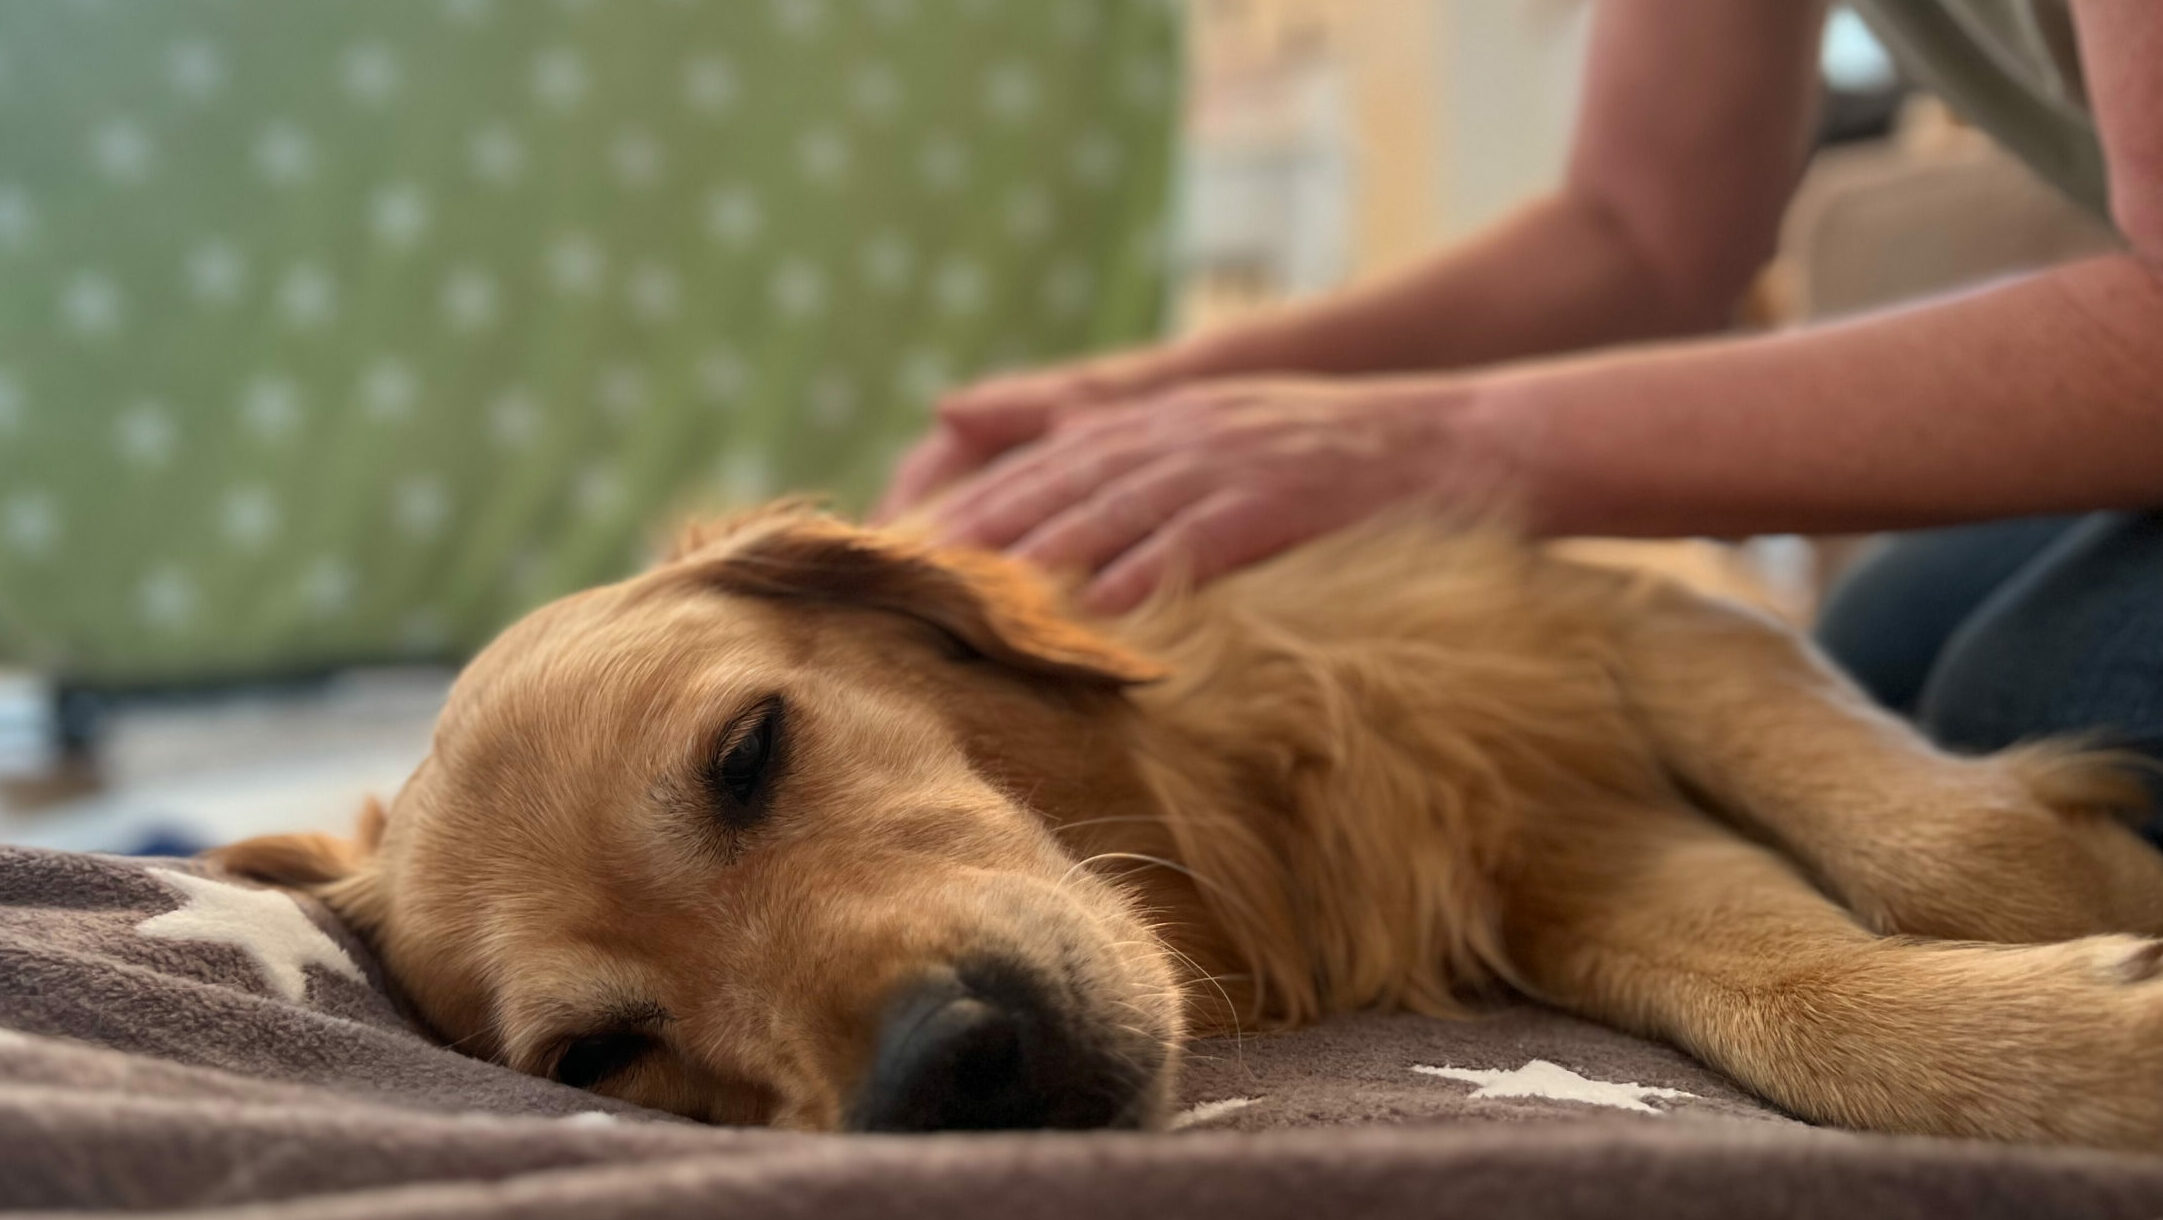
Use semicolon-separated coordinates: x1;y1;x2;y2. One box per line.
1569;182;1776;336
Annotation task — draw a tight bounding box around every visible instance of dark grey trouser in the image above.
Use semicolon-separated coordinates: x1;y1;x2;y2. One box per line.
1815;512;2163;845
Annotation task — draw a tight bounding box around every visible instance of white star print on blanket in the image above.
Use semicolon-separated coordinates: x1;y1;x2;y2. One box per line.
1412;1059;1696;1114
135;868;363;1003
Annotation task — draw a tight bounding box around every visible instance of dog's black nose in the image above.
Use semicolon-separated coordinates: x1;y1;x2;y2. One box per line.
848;959;1148;1132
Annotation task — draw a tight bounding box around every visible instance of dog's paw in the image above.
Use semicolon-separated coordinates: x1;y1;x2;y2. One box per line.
1842;936;2163;1151
1837;764;2156;944
2088;934;2163;986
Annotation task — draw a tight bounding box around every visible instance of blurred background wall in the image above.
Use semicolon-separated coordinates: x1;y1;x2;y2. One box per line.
1180;0;1591;331
1173;0;2112;330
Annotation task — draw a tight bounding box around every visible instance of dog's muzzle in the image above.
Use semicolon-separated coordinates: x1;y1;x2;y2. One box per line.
846;956;1154;1132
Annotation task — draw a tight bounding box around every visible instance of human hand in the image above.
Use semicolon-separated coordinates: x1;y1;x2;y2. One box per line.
931;378;1478;613
872;348;1191;523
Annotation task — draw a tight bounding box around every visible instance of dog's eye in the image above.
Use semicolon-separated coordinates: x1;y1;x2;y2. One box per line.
551;1031;654;1090
709;697;782;808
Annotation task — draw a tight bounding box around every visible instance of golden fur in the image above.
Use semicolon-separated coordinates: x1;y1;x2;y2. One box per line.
216;505;2163;1147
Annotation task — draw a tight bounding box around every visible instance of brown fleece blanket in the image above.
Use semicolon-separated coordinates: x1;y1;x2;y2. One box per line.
5;845;2162;1218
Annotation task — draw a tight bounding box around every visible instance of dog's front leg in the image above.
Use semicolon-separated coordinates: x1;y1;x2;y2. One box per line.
1502;802;2163;1150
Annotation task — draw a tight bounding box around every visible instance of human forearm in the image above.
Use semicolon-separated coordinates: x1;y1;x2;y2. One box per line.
882;184;1742;517
878;1;1823;518
1156;188;1748;382
1467;254;2163;538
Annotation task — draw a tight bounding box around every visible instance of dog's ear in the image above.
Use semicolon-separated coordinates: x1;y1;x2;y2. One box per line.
672;509;1165;688
664;498;828;563
204;797;391;935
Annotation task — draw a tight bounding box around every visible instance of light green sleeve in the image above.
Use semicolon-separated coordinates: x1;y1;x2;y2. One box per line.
1849;0;2111;220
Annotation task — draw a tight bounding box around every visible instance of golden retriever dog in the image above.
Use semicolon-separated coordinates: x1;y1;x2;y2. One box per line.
215;504;2163;1147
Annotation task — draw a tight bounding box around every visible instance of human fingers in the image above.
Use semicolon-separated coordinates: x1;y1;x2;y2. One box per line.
1082;491;1310;614
1007;456;1219;577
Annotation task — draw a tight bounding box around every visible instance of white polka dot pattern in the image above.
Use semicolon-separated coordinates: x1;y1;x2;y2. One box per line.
0;0;1178;680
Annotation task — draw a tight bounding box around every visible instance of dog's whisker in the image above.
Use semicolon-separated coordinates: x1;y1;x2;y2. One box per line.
1093;905;1251;1049
1089;864;1284;1015
1099;1021;1172;1060
1062;851;1207;891
1143;941;1247;1058
1051;812;1242;837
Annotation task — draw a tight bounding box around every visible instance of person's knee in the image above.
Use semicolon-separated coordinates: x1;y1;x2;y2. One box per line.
1815;517;2077;714
1916;513;2163;759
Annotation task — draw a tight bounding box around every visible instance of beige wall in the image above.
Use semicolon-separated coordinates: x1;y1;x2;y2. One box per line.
1425;1;1589;248
1181;0;1590;324
1331;0;1591;271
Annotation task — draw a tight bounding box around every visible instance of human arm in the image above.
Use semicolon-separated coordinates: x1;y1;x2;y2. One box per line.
935;1;2163;609
876;0;1830;515
1469;0;2163;539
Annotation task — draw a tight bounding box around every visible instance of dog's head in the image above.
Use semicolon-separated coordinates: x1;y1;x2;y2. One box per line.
212;506;1189;1131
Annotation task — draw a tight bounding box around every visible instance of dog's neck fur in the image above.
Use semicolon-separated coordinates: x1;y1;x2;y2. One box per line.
953;525;1666;1033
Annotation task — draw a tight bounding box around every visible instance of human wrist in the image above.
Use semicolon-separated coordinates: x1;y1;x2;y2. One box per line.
1140;328;1258;386
1428;374;1563;534
1152;302;1337;384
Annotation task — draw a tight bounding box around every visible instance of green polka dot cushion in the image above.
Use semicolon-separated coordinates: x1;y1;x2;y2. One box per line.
0;0;1177;685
